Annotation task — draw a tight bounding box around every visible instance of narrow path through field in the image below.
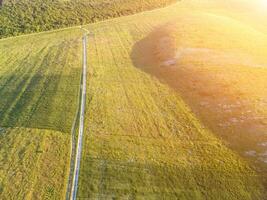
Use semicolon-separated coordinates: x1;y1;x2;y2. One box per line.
69;32;87;200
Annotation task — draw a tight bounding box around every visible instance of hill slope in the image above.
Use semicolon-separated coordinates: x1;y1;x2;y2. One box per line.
0;28;83;199
0;128;70;199
132;4;267;189
77;1;266;199
0;0;266;199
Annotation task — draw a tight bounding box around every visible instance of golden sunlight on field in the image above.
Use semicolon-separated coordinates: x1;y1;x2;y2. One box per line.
1;0;267;199
259;0;267;7
132;0;267;188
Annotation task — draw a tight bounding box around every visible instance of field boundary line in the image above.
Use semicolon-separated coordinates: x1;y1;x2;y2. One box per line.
0;1;179;42
70;31;88;200
0;25;82;42
65;48;83;199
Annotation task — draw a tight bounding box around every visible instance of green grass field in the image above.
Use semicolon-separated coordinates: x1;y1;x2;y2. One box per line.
0;0;266;199
131;7;267;186
77;1;267;199
0;128;70;199
0;30;82;132
0;29;83;199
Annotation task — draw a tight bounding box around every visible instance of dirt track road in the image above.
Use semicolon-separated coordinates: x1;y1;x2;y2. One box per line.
70;34;87;200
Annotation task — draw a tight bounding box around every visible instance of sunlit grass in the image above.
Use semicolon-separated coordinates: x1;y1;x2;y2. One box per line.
0;0;266;199
0;29;83;199
132;0;267;195
77;1;266;198
0;29;82;132
0;127;70;199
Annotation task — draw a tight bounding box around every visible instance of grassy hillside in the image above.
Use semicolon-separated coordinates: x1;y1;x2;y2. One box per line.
0;29;82;132
0;29;83;199
0;0;176;38
0;0;266;199
77;1;266;199
131;4;267;188
0;128;70;199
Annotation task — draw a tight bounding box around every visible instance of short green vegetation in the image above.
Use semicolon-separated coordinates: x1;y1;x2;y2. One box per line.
0;29;82;132
0;29;83;199
77;3;265;199
0;0;266;199
0;0;176;38
0;128;70;199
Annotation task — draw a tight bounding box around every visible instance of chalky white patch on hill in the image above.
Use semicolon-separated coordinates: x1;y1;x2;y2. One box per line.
161;45;267;68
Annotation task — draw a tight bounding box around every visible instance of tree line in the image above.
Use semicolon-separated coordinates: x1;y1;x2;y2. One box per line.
0;0;176;38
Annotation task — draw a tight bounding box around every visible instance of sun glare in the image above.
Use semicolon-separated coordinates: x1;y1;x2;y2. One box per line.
260;0;267;7
252;0;267;13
